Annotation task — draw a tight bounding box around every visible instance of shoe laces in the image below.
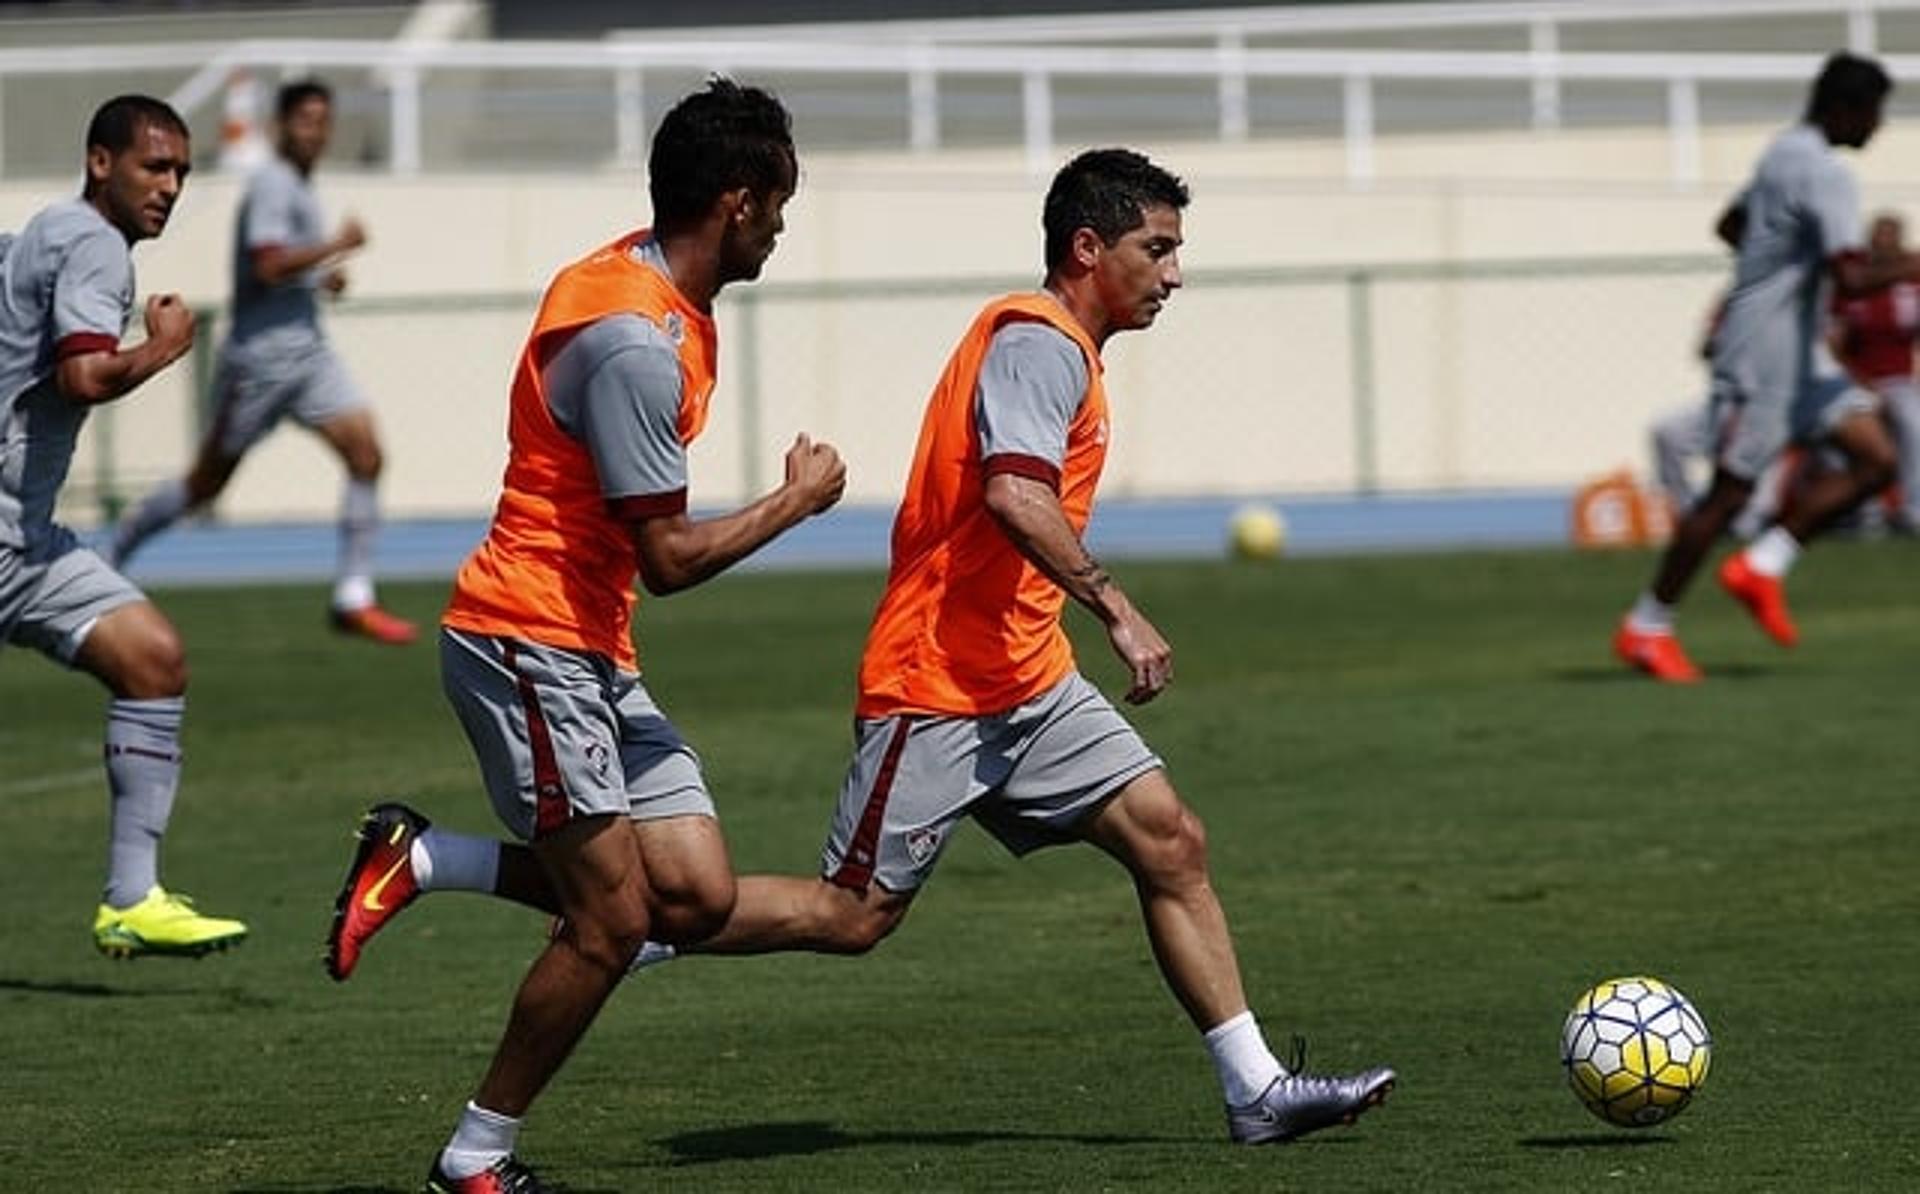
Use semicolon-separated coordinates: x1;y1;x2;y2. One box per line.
492;1157;546;1194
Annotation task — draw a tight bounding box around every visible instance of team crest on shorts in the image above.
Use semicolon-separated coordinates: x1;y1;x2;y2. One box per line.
905;826;943;865
585;742;610;778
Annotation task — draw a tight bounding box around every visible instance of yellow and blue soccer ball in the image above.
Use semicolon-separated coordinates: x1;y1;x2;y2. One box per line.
1227;503;1288;560
1560;975;1712;1128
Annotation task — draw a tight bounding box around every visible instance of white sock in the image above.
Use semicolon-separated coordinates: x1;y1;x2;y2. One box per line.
1626;591;1674;634
411;829;500;894
1745;527;1801;578
333;476;380;611
439;1101;519;1180
1204;1010;1286;1108
627;940;677;974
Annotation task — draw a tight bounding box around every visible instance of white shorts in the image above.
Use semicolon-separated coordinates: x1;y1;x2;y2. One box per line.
0;527;144;664
210;334;367;458
820;672;1163;893
439;628;714;842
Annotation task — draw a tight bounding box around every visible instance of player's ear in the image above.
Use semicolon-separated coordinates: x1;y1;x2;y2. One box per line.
1069;225;1104;272
720;187;753;227
84;144;113;190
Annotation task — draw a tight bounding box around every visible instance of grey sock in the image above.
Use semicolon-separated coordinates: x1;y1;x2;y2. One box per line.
334;476;380;611
112;478;191;568
103;697;184;909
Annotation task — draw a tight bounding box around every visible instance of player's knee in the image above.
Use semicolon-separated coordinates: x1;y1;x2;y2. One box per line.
827;900;903;954
122;619;189;698
566;902;652;975
1858;443;1899;490
1133;802;1212;890
651;874;736;946
348;442;383;481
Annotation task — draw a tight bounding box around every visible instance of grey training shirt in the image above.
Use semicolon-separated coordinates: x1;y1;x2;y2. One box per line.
975;319;1089;482
0;199;133;549
228;156;328;346
1713;123;1864;397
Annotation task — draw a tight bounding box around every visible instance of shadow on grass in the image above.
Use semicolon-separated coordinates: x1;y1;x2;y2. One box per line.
228;1186;618;1194
0;976;165;998
1518;1134;1675;1150
663;1120;1195;1165
1549;662;1776;683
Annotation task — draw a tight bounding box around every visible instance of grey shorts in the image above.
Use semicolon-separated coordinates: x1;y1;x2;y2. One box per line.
439;628;714;842
210;334;366;458
0;526;144;664
821;671;1164;893
1712;370;1879;482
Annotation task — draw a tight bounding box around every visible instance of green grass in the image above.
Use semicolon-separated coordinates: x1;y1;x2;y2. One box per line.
4;544;1920;1192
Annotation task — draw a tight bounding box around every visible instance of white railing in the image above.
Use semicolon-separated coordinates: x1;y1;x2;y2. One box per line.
0;3;1911;184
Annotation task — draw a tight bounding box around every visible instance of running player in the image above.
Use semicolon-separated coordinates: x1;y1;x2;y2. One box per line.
1;96;247;958
1615;52;1918;681
331;147;1395;1149
327;80;844;1192
111;79;416;644
1831;212;1920;529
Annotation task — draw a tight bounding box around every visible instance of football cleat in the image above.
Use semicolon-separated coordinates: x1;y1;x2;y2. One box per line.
93;887;247;959
326;801;430;981
1613;620;1702;683
330;603;420;646
424;1155;550;1193
1717;554;1798;647
1227;1037;1396;1145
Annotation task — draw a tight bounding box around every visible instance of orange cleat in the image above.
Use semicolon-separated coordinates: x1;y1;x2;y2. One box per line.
1717;554;1798;647
326;801;430;981
1613;620;1702;683
330;603;419;645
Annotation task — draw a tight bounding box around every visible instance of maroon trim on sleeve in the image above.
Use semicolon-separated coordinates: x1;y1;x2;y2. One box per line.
983;452;1062;491
54;332;118;360
608;489;689;521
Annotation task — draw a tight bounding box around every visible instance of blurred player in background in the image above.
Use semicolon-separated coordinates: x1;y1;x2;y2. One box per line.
326;79;843;1192
1830;211;1920;530
1616;53;1918;682
0;96;246;958
111;79;415;644
334;147;1396;1150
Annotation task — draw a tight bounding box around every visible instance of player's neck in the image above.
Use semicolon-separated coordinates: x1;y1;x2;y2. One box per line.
1043;279;1114;348
654;233;723;311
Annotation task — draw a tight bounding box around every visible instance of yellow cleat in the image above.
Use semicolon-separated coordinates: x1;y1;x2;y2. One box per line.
92;886;248;959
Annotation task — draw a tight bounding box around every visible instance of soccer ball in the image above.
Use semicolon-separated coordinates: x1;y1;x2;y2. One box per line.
1227;503;1287;560
1560;975;1712;1128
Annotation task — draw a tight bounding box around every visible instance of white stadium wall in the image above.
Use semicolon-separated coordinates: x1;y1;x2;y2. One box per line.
16;115;1920;526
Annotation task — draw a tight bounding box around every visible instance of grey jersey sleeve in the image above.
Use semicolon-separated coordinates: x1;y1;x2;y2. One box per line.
243;166;304;250
1808;160;1863;258
974;321;1088;485
52;227;131;351
541;313;688;515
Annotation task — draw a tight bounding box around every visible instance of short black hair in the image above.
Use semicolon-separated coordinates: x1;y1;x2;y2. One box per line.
85;95;189;155
648;77;796;233
1807;51;1892;118
277;79;333;121
1043;148;1189;270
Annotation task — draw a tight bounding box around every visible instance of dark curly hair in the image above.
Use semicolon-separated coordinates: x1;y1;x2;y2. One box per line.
1043;148;1188;270
649;78;796;233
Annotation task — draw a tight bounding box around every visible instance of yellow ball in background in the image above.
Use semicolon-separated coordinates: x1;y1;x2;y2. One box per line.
1227;503;1288;560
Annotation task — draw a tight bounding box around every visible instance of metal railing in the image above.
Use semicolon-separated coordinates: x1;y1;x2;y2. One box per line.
0;8;1911;183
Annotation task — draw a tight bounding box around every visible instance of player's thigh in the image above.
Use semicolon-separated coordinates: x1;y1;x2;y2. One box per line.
979;672;1165;858
1075;767;1206;881
818;714;987;894
1712;384;1789;484
208;346;304;459
294;352;376;462
1795;373;1880;452
532;812;650;943
3;530;152;673
439;628;627;842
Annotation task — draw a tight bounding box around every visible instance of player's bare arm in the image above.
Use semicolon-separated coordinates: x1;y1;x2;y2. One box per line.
625;432;845;595
982;471;1172;705
1829;248;1920;296
252;216;366;287
55;293;193;405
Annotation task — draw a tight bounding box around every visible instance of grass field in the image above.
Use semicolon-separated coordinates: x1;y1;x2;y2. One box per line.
3;543;1919;1192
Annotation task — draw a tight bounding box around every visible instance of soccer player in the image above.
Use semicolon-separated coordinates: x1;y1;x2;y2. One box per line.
1831;212;1920;530
0;96;247;958
332;147;1395;1149
1615;52;1919;682
327;80;844;1192
110;79;416;644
